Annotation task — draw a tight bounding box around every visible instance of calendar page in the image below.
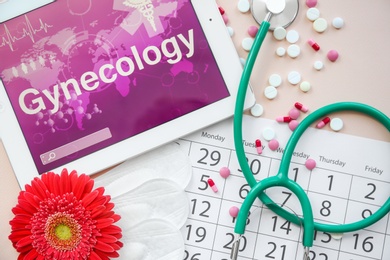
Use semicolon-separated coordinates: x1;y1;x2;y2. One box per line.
178;115;390;260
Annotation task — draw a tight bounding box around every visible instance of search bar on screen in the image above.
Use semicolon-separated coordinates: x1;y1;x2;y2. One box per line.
40;128;112;165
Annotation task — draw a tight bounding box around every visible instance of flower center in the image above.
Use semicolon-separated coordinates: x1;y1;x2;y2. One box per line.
55;224;72;240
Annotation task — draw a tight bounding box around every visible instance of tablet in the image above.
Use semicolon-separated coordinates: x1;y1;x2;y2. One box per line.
0;0;255;187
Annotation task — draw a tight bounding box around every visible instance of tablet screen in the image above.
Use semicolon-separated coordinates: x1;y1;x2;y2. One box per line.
0;0;230;173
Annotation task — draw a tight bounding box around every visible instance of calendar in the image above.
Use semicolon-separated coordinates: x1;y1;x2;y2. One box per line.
178;115;390;260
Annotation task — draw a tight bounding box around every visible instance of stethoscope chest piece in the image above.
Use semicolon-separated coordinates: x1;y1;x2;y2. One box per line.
251;0;299;30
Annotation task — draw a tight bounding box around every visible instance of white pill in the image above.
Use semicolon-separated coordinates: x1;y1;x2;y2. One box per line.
286;30;299;44
262;127;276;141
237;0;250;13
330;118;343;131
299;81;311;92
313;60;324;70
239;57;246;67
264;86;278;99
227;26;234;37
242;37;254;51
330;233;343;240
287;71;301;85
332;17;344;29
276;47;286;57
250;103;264;117
269;74;282;87
273;27;287;41
287;44;301;58
313;18;328;33
306;8;320;21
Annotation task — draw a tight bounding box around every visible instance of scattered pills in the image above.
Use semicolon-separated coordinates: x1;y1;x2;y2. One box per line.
332;17;344;29
313;18;328;33
276;116;292;123
255;139;263;154
273;27;287;41
306;8;320;21
327;50;339;62
286;30;299;44
317;116;330;128
287;44;301;58
264;86;278;99
250;103;264;117
227;26;234;37
294;102;309;112
219;167;231;178
268;139;280;151
207;178;218;192
248;25;258;38
305;158;317;170
276;47;286;57
229;206;239;218
237;0;250;13
289;108;300;120
306;0;317;8
262;127;276;141
269;74;282;87
299;81;311;92
314;60;324;70
288;120;299;131
307;39;320;51
287;71;301;85
242;37;254;51
330;118;344;131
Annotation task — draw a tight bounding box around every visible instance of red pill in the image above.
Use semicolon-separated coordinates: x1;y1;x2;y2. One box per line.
207;178;218;193
307;39;320;51
276;116;292;123
294;102;309;113
255;139;262;154
218;6;225;15
317;117;331;128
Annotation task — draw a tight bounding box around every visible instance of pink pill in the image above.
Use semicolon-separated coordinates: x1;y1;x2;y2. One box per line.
229;206;240;218
219;167;231;178
288;108;300;120
248;25;258;38
327;50;339;62
289;120;299;131
305;158;317;170
222;13;229;24
306;0;317;8
268;139;279;151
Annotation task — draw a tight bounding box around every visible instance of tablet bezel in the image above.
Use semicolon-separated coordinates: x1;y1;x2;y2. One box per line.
0;0;255;187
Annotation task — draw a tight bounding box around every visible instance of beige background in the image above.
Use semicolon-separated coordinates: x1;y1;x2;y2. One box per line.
1;0;389;258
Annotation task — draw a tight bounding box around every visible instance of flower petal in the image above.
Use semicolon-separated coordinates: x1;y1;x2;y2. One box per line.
16;236;33;248
96;218;114;229
60;169;71;194
81;189;99;208
98;233;118;244
95;240;114;252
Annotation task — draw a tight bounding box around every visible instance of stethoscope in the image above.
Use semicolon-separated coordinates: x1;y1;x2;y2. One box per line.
232;0;390;259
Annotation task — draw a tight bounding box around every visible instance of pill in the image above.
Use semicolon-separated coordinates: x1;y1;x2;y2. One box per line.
264;86;278;99
218;6;225;15
222;14;229;24
289;108;300;120
332;17;344;29
240;57;246;66
300;81;311;92
276;47;286;57
250;103;264;117
287;44;301;58
242;37;254;51
330;233;343;240
237;0;250;13
287;71;301;85
219;167;231;178
317;116;330;128
255;139;263;154
314;60;324;70
286;30;299;44
295;102;309;113
307;39;320;51
268;139;279;151
248;25;258;38
330;118;343;131
227;26;234;37
276;116;292;123
269;73;282;87
313;18;328;33
327;50;339;62
207;178;218;192
262;127;276;141
306;0;317;8
288;120;299;131
305;158;317;170
229;206;240;218
273;27;287;40
306;8;320;21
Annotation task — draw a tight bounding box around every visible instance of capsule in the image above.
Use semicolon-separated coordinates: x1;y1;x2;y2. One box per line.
317;116;330;128
276;116;292;123
308;39;320;51
255;139;262;154
294;102;309;112
207;178;218;193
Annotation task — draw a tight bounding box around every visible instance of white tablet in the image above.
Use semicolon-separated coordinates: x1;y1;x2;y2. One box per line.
0;0;255;187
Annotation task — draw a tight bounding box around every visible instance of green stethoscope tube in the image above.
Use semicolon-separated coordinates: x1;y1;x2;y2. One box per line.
233;20;390;245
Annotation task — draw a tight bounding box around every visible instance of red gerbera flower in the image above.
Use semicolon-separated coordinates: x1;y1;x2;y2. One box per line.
9;169;123;260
